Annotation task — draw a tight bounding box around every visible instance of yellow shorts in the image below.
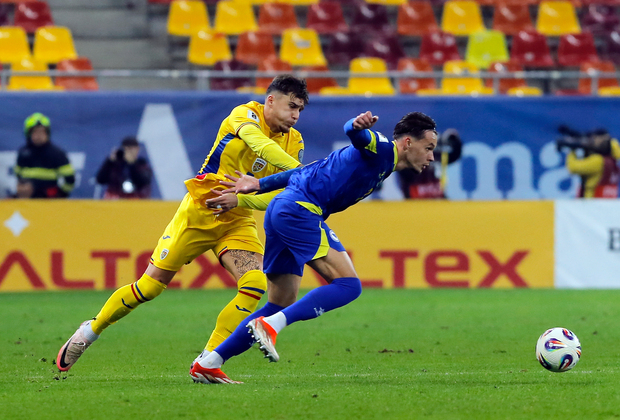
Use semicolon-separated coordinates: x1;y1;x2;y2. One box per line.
150;193;264;272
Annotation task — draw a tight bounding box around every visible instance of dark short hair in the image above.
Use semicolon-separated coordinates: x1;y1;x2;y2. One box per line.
121;136;139;147
266;75;309;105
393;112;437;140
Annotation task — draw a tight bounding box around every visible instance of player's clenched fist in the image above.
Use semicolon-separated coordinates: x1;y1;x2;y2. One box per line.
352;111;379;130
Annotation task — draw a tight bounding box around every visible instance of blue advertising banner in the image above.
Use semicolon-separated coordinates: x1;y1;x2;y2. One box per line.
1;92;619;200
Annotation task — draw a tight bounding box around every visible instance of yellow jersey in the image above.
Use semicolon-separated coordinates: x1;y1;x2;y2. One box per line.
185;101;304;216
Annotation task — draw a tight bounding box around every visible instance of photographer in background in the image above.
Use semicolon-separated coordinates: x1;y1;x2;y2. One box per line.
397;129;462;199
96;136;152;199
557;126;620;198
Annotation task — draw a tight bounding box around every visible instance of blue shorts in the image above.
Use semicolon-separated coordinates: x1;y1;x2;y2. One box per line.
263;195;345;277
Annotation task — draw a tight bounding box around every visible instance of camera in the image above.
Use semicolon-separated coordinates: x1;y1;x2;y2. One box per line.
116;148;125;160
555;125;613;155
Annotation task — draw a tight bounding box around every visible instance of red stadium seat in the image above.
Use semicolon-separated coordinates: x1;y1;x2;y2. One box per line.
13;1;53;34
300;65;339;93
55;57;98;91
492;4;535;36
580;5;620;37
397;58;436;94
484;61;528;94
325;31;365;67
350;3;392;35
557;33;600;67
258;3;299;36
257;57;292;89
210;60;253;91
510;30;555;68
235;32;276;66
364;32;406;70
306;2;348;35
419;31;461;66
397;1;439;36
578;61;618;94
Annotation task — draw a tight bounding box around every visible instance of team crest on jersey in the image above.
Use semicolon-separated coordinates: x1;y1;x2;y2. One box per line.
160;249;169;260
298;149;304;163
247;110;260;123
252;158;267;173
329;230;340;242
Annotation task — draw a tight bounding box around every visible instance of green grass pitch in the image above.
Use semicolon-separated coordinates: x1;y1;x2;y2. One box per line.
2;289;619;419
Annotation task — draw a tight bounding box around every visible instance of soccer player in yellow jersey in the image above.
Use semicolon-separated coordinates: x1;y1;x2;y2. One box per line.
56;76;309;380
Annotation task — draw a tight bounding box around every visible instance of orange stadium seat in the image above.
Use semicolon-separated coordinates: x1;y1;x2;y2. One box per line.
537;1;581;36
0;26;31;64
33;26;78;65
441;1;485;36
510;29;555;68
167;0;209;37
492;4;534;36
484;61;528;94
557;33;600;67
235;32;276;66
13;1;53;34
578;61;618;94
258;3;298;36
55;57;98;91
214;1;257;35
187;30;232;66
397;1;439;37
397;58;437;94
306;2;348;35
419;31;461;66
256;57;292;90
280;28;327;67
7;57;62;90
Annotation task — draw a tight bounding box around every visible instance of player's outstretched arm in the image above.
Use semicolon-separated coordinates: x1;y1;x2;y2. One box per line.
345;111;379;150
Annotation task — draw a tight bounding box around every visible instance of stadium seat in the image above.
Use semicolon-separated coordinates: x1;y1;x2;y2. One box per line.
187;31;232;66
441;60;493;95
366;0;407;4
299;65;339;93
476;0;539;5
510;30;555;68
33;26;77;65
258;3;298;36
536;1;581;36
256;57;292;89
276;0;319;5
419;31;461;66
397;1;440;37
507;86;543;96
348;57;396;96
7;57;61;91
492;4;535;36
306;2;348;35
210;60;253;91
325;31;365;67
13;1;54;34
602;31;620;65
167;0;209;37
55;57;98;91
465;30;509;69
363;32;406;70
350;3;392;35
235;32;276;66
580;5;620;37
397;58;437;94
441;1;485;36
484;61;528;94
578;61;618;94
598;86;620;96
280;28;327;66
557;33;600;67
0;26;31;64
214;1;257;35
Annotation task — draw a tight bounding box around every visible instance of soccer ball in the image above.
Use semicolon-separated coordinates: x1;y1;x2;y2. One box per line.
536;328;581;372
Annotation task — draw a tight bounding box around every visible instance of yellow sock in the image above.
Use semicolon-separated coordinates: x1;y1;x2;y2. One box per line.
91;274;166;335
205;269;266;351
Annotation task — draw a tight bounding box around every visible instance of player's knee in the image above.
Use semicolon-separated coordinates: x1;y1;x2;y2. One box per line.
335;277;362;301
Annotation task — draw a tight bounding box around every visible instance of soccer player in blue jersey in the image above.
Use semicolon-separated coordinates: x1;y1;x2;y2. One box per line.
190;110;437;383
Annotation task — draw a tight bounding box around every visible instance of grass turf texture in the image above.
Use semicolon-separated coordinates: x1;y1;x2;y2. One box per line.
1;289;619;420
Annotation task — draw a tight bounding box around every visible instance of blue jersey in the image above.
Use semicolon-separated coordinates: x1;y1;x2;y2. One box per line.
279;118;397;219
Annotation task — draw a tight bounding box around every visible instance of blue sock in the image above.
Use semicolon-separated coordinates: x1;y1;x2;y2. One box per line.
215;302;285;362
282;277;362;325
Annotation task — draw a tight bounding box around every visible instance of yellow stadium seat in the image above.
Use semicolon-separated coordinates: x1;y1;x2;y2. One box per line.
348;57;395;96
366;0;407;5
597;86;620;96
0;26;31;64
33;26;78;65
441;60;493;95
214;1;257;35
507;86;543;96
280;28;326;66
536;1;580;36
167;0;209;37
187;31;232;66
7;58;63;91
319;86;351;96
442;1;485;36
465;30;509;69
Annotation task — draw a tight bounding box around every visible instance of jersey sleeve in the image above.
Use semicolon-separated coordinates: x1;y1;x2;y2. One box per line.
344;118;395;163
238;125;301;171
237;189;282;211
229;105;262;135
